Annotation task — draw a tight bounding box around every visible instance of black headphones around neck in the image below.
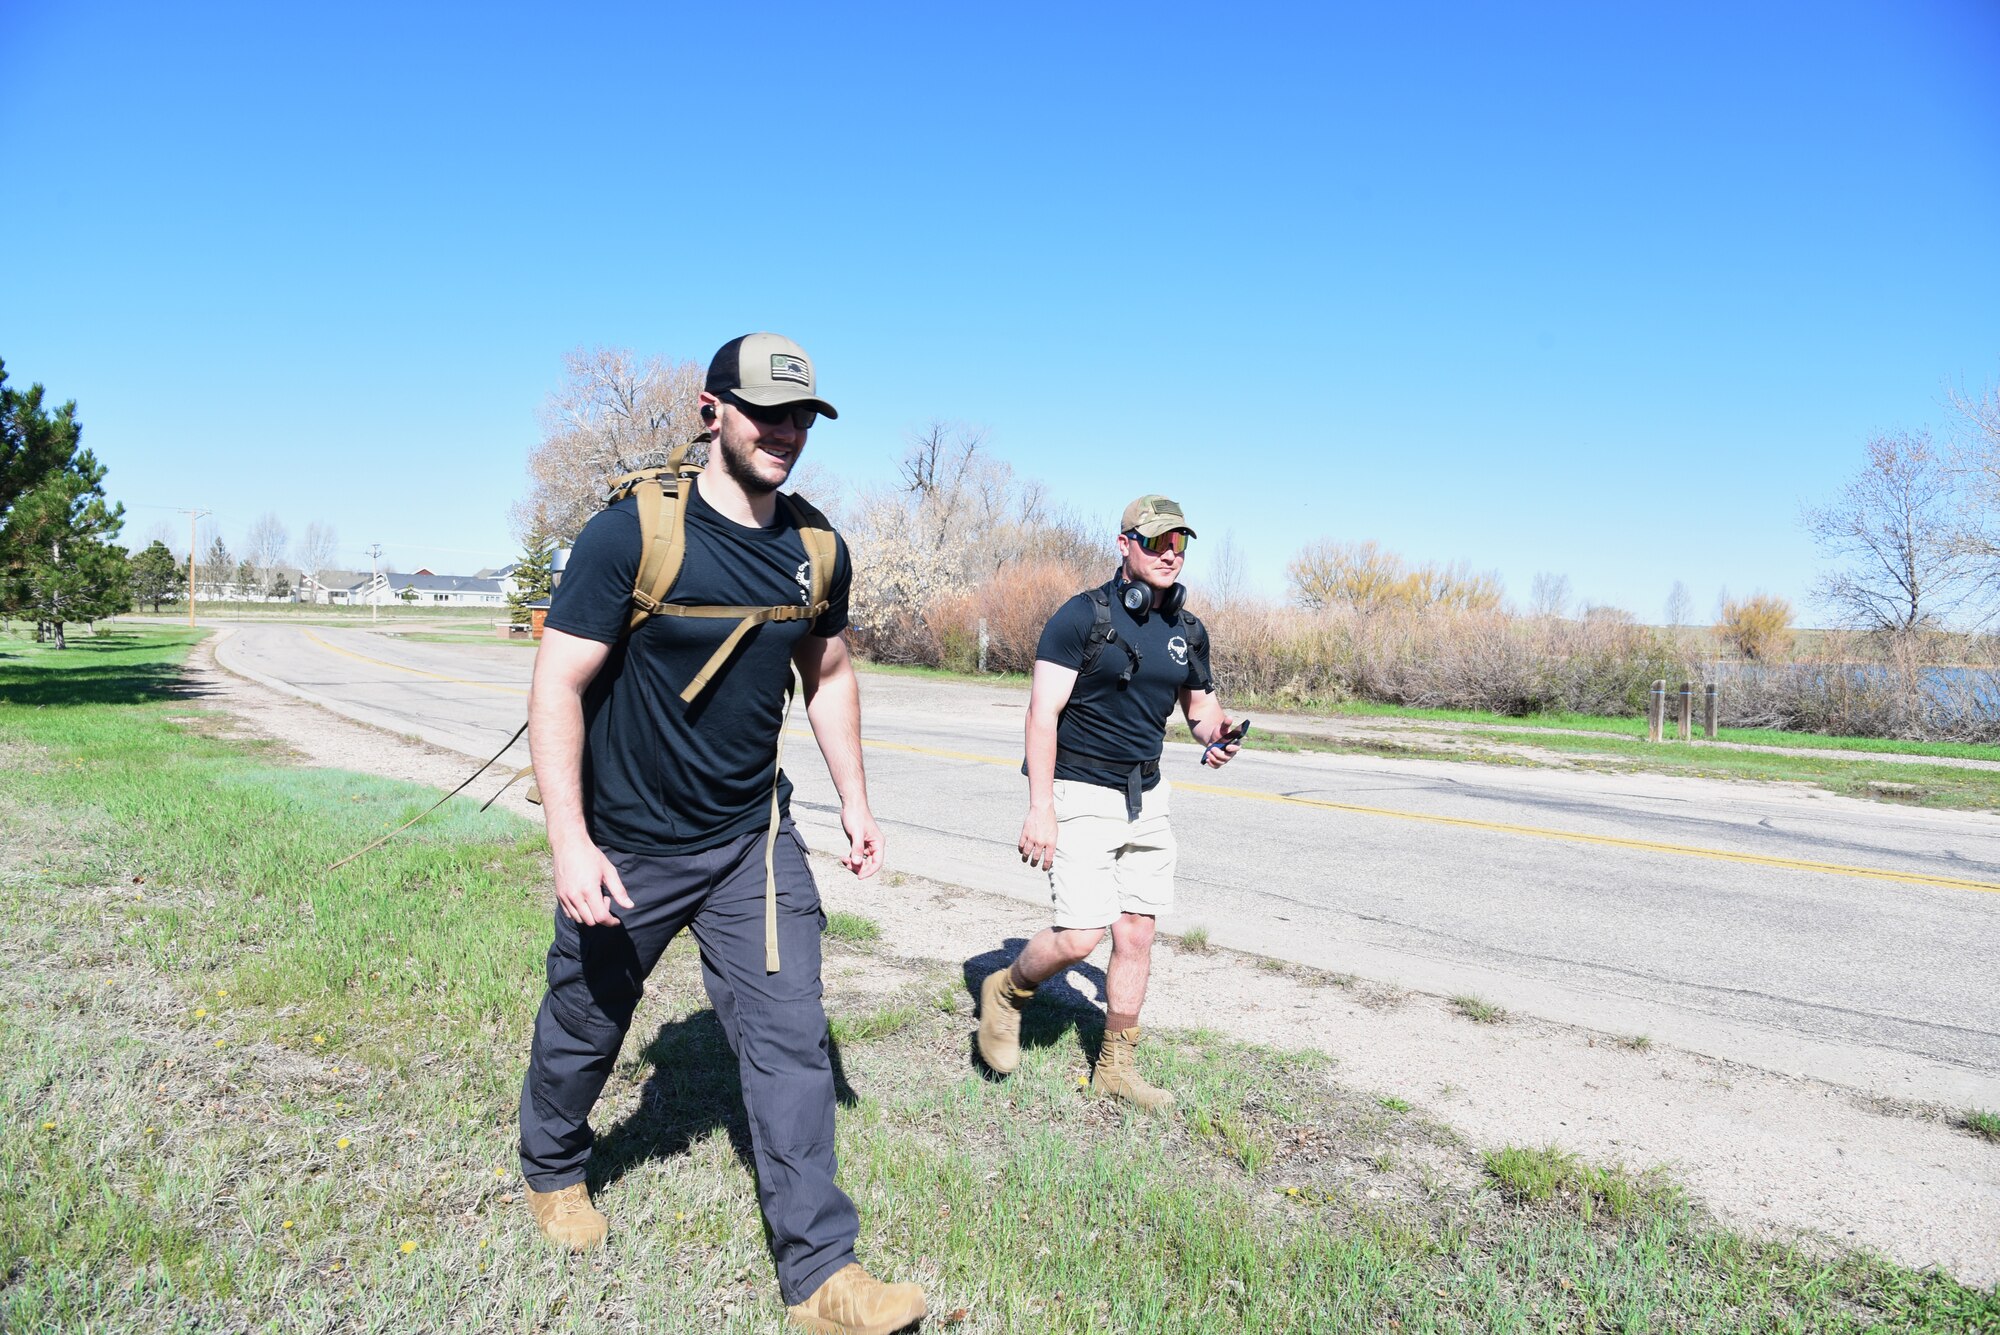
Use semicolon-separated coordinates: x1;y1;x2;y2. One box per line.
1116;570;1185;622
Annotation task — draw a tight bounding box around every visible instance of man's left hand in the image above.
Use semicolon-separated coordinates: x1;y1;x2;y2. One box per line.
840;801;884;878
1202;713;1242;769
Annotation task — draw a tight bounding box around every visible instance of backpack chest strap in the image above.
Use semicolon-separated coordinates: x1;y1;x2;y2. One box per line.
647;600;831;703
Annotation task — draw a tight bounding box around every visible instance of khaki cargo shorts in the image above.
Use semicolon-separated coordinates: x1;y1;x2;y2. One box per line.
1048;778;1176;929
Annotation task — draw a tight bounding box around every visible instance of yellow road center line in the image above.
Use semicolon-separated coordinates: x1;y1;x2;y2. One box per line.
813;731;2000;895
300;628;528;697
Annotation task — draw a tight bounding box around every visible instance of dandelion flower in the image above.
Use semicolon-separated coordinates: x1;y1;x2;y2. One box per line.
1285;1187;1300;1197
336;1137;351;1149
282;1220;294;1229
195;1008;208;1019
478;1238;489;1249
494;1168;506;1179
399;1240;417;1254
216;989;228;999
144;1126;156;1135
312;1034;326;1046
213;1039;226;1047
41;1121;56;1130
331;1068;340;1076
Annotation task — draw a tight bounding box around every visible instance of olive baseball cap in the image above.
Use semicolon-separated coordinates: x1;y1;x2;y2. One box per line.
1121;494;1196;539
705;332;839;419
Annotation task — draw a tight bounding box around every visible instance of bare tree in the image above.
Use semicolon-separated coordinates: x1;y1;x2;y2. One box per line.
1948;380;2000;574
1193;529;1248;605
1803;431;1984;632
1664;580;1691;628
1528;572;1571;620
244;512;289;598
297;521;340;602
514;347;705;544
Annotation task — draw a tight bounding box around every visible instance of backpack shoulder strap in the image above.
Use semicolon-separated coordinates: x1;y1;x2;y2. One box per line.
1079;587;1114;676
1180;609;1215;691
779;491;838;617
612;437;705;635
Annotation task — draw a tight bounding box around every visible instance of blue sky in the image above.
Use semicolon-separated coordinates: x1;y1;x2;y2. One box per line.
4;1;1996;620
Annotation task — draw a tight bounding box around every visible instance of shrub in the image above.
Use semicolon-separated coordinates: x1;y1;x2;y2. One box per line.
1716;593;1792;662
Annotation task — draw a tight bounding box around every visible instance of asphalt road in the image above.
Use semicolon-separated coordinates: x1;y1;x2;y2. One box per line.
212;621;2000;1106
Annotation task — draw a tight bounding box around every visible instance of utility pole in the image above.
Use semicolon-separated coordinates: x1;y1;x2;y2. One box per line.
365;543;384;624
177;508;211;629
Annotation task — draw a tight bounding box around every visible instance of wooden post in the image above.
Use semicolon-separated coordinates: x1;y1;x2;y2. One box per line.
1647;679;1665;742
1677;681;1693;741
1704;684;1719;739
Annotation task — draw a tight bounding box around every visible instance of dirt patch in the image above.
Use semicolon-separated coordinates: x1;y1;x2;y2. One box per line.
192;639;2000;1287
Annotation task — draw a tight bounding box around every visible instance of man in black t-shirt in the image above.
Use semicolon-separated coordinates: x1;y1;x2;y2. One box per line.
517;334;924;1335
974;495;1243;1111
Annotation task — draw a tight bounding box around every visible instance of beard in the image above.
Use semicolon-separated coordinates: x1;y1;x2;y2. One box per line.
717;426;791;496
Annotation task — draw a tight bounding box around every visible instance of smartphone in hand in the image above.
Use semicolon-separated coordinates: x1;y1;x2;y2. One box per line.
1204;718;1250;757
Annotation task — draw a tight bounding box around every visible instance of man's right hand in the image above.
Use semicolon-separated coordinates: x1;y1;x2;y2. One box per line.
553;841;635;925
1019;803;1058;872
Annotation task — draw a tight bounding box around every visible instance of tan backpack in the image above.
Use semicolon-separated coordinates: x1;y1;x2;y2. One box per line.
603;431;839;702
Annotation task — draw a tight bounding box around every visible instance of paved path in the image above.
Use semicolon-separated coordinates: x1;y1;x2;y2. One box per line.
212;622;2000;1108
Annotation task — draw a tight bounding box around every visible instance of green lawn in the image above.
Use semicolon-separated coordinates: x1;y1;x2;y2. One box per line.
3;631;1995;1332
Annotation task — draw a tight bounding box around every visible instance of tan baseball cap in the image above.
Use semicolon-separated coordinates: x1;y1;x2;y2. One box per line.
705;332;839;419
1121;494;1196;539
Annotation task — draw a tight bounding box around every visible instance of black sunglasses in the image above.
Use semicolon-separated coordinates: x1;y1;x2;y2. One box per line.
727;394;817;431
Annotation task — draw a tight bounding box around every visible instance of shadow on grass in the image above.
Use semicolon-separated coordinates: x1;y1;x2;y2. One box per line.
962;938;1110;1076
0;660;212;709
590;1007;861;1191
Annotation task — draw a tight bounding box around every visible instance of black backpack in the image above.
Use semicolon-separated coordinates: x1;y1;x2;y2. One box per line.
1077;583;1210;689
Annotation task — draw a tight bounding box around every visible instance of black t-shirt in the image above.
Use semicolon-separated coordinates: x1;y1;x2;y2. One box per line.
1035;581;1213;792
545;478;851;855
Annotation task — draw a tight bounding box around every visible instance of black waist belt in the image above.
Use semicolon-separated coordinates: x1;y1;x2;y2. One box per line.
1056;747;1159;821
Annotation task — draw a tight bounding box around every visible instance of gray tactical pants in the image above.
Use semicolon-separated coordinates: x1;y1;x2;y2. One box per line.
518;820;857;1304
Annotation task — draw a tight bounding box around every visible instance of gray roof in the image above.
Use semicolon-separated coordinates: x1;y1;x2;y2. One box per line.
379;573;505;595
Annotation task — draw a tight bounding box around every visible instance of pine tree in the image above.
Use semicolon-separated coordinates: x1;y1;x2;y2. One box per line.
0;446;127;647
507;521;556;625
129;540;184;611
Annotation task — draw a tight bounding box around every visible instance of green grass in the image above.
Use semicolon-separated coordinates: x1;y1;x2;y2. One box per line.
1460;726;2000;811
1170;713;2000;812
390;631;537;646
1964;1109;2000;1143
823;910;882;943
1177;925;1212;953
4;630;1997;1332
855;660;1032;688
1253;696;2000;764
1482;1145;1684;1223
1450;995;1506;1025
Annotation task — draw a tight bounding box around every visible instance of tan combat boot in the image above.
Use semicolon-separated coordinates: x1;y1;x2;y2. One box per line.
975;968;1034;1075
525;1182;608;1251
786;1262;928;1335
1091;1025;1175;1112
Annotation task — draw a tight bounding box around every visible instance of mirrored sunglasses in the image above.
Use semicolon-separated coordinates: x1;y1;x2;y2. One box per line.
728;395;818;430
1126;529;1190;555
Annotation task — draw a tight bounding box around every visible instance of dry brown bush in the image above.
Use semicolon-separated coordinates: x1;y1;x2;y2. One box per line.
1716;593;1793;662
861;573;2000;741
917;561;1103;673
1195;599;1693;717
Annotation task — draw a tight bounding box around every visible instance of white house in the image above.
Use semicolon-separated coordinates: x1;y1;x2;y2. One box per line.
341;570;507;608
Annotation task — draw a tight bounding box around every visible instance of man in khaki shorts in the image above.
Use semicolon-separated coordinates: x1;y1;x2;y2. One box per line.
975;495;1243;1109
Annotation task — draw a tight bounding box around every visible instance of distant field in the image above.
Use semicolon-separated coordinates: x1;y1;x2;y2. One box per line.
2;631;1994;1332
